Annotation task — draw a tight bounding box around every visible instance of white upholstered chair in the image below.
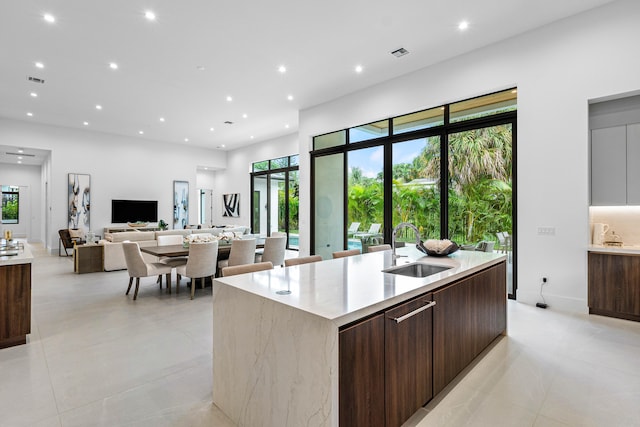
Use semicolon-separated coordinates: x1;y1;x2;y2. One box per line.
218;238;256;270
255;236;286;267
176;241;218;300
284;255;323;267
122;242;173;300
332;248;361;259
222;261;273;277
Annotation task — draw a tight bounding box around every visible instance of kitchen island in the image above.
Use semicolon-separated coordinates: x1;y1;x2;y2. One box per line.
0;242;33;349
212;247;506;427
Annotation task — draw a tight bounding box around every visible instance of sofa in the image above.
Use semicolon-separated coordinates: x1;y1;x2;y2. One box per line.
99;226;250;271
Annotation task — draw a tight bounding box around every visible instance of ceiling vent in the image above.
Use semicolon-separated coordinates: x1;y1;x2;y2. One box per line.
391;47;409;58
224;121;233;125
27;76;45;84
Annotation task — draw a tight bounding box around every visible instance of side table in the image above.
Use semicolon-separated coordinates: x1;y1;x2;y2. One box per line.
74;244;104;273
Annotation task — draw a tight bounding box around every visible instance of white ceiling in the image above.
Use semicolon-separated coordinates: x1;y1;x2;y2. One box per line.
0;0;616;164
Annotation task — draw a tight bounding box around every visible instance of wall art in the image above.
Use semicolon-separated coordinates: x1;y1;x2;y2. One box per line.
173;180;189;229
68;173;90;232
223;193;240;217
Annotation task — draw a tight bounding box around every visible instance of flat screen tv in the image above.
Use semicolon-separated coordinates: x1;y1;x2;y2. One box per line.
111;199;158;223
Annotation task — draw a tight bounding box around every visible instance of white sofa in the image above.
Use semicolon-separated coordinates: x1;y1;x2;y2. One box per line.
99;226;250;271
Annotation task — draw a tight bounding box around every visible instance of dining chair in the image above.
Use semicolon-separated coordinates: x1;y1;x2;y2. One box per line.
221;261;273;277
368;244;391;253
284;255;323;267
122;242;173;300
332;248;361;259
218;238;257;270
255;236;286;267
176;241;218;299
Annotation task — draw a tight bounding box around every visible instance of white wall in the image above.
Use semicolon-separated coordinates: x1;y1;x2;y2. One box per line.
212;133;298;229
0;163;42;241
296;0;640;313
0;118;226;252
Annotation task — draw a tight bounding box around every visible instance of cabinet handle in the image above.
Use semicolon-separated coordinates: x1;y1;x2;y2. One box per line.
390;301;436;323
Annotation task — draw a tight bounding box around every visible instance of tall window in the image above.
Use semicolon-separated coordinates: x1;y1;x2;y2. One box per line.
312;89;516;298
250;155;299;250
1;185;19;224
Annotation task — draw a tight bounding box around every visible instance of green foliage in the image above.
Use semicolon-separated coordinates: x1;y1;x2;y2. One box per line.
2;199;18;221
346;125;513;245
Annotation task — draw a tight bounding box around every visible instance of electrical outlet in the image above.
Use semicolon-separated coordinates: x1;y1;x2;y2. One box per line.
537;227;556;236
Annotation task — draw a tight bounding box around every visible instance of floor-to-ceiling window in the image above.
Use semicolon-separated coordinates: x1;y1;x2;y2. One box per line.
250;155;299;250
312;89;517;298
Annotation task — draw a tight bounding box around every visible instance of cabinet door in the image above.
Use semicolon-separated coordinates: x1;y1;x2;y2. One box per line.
591;125;627;205
627;124;640;204
432;262;506;395
339;313;385;427
0;263;31;342
588;252;618;313
385;294;434;427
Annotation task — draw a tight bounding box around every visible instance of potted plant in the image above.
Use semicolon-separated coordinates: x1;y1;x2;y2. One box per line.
158;219;168;230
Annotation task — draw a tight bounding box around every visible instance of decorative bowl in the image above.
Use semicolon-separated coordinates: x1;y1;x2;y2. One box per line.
417;240;460;257
127;222;149;228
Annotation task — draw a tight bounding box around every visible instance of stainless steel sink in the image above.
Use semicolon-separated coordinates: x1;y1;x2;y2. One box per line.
382;262;451;278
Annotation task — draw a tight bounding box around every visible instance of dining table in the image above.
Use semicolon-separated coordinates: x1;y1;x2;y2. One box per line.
140;238;265;262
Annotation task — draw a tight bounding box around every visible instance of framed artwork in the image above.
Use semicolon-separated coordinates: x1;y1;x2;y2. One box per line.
173;180;189;229
223;193;240;217
68;173;91;232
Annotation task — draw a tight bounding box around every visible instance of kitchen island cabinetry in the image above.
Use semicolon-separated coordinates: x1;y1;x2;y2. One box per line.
588;251;640;321
433;262;507;394
213;249;506;427
0;245;33;349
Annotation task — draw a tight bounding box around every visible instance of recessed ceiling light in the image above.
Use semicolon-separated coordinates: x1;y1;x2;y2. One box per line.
278;65;287;73
138;130;144;135
95;104;102;110
159;117;165;122
217;144;226;149
43;13;56;23
196;65;206;71
26;112;33;117
226;96;233;102
35;62;44;69
109;62;118;70
18;156;23;160
18;149;24;153
144;10;156;21
210;127;215;131
287;95;294;101
83;121;89;126
184;138;189;142
30;92;38;97
285;124;290;129
17;161;22;164
242;113;248;119
458;21;469;31
250;136;254;139
355;65;363;73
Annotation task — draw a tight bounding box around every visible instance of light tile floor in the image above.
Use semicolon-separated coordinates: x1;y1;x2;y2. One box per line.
1;244;639;426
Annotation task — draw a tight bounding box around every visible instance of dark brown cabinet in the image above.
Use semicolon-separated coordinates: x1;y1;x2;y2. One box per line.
432;262;507;395
385;294;434;427
0;262;31;349
588;252;640;321
339;313;385;427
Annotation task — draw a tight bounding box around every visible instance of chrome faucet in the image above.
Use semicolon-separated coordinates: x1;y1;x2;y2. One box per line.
392;222;421;261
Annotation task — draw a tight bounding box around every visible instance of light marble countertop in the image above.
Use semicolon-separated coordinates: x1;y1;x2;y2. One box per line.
214;247;506;326
0;241;33;266
588;244;640;255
